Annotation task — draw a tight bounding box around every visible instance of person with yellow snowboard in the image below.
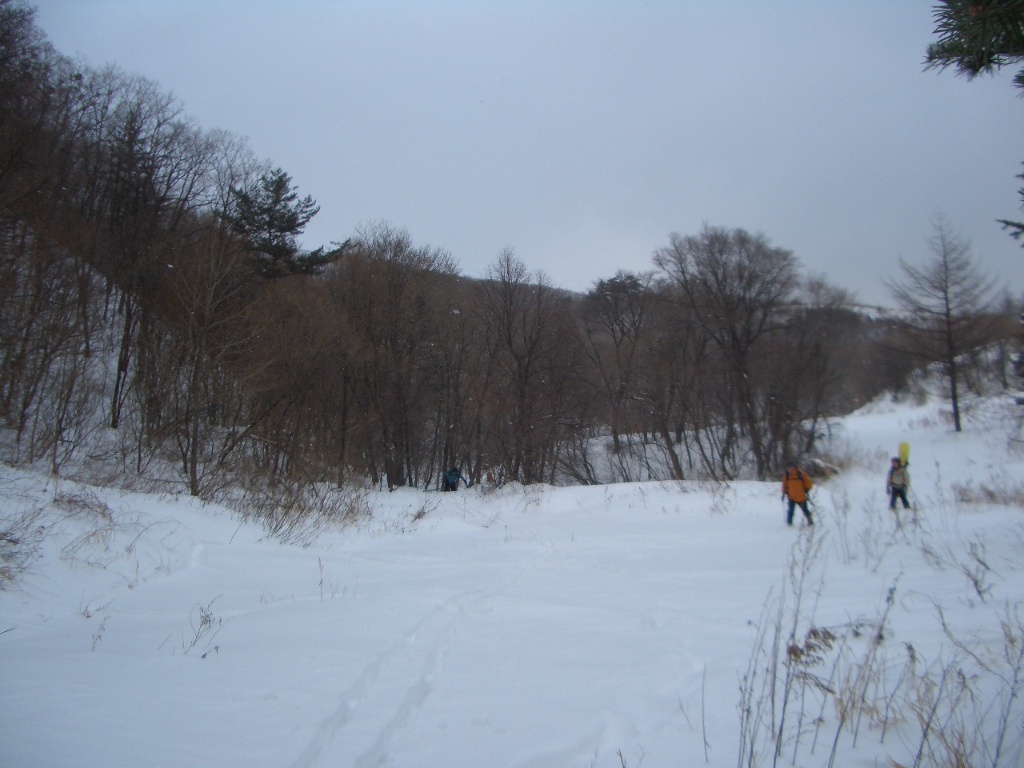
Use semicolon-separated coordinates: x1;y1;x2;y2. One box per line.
887;456;910;511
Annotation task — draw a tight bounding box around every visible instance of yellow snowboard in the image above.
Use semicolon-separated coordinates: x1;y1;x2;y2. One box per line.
898;441;910;467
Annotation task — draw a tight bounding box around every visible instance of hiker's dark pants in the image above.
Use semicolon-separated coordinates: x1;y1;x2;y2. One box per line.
787;499;812;524
889;487;909;509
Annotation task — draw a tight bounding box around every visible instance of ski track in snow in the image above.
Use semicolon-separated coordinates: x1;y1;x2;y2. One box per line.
286;599;454;768
289;537;543;768
349;602;456;768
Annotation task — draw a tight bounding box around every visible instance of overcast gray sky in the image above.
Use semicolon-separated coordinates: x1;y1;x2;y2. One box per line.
31;0;1023;306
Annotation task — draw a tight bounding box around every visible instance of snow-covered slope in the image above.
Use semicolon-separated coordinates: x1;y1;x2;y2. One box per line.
1;392;1022;767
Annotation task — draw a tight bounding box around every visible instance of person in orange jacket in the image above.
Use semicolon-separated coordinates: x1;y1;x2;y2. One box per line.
781;461;814;526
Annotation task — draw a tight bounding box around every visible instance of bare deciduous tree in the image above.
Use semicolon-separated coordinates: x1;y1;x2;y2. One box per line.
885;219;999;432
579;271;653;457
158;219;260;496
478;250;583;484
332;223;458;489
655;225;799;478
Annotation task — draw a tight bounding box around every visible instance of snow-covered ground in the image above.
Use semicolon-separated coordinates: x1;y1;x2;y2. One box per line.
2;391;1023;767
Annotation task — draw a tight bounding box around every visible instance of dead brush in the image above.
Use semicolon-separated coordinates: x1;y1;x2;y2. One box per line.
0;505;46;588
52;488;114;523
54;488;123;565
233;480;373;545
920;535;999;603
929;603;1024;768
739;567;906;768
951;477;1024;510
179;596;224;656
788;626;838;667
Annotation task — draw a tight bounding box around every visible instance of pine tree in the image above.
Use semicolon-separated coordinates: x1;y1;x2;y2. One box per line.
926;1;1024;240
226;167;330;278
926;1;1024;86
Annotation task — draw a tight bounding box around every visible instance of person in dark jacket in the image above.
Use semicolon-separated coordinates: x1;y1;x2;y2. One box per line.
887;457;910;510
781;462;814;526
442;467;468;492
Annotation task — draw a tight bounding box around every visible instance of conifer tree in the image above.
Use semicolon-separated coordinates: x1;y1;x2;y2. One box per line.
885;220;999;432
926;1;1024;240
226;167;330;278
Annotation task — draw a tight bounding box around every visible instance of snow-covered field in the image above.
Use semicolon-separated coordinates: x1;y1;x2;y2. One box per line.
2;392;1023;767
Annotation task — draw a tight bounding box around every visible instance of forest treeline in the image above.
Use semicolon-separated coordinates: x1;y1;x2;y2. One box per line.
1;2;1019;500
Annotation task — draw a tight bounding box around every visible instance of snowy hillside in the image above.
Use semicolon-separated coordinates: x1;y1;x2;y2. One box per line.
1;390;1023;767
